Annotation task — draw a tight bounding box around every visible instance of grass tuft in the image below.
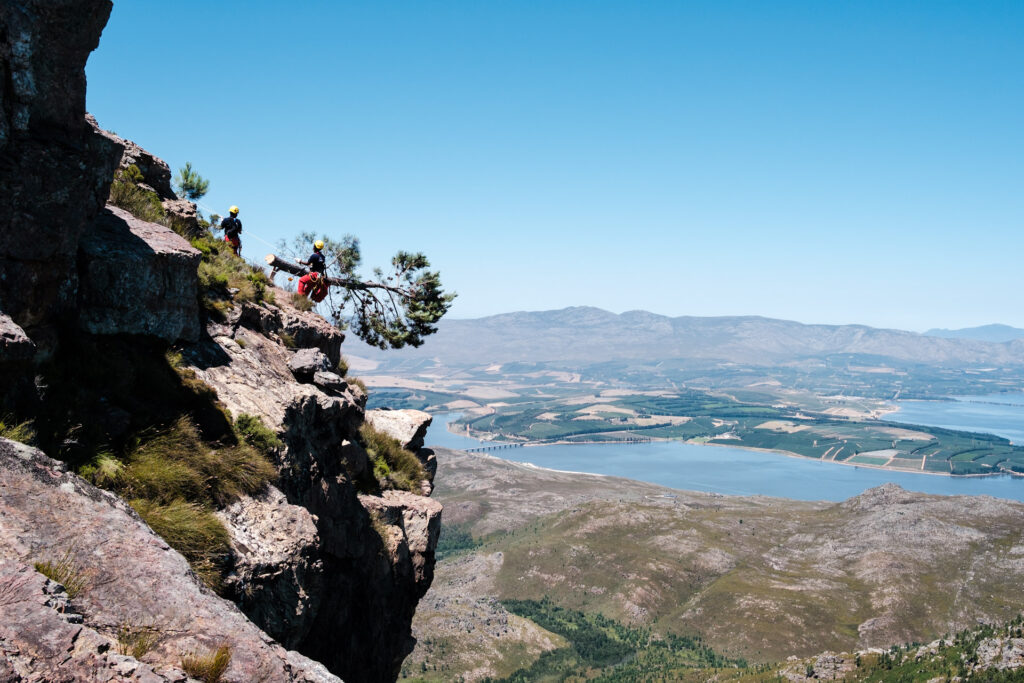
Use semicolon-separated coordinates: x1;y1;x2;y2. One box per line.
0;415;36;445
290;292;314;312
77;449;125;487
34;550;91;599
358;423;425;492
130;498;230;589
181;644;232;683
116;622;159;659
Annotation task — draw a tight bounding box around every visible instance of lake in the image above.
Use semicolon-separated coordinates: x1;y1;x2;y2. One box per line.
425;408;1024;502
886;392;1024;445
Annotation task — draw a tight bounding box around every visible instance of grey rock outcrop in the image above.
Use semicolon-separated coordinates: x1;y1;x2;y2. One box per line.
217;486;324;650
78;205;202;342
113;127;175;198
0;437;340;682
313;370;349;394
289;348;332;381
185;303;441;682
0;0;124;347
365;409;433;452
0;313;35;362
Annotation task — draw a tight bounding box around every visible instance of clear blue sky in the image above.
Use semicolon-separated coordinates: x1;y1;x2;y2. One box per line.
86;1;1024;331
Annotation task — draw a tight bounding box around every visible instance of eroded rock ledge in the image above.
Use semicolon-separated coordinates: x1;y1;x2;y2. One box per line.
0;438;339;682
186;302;442;682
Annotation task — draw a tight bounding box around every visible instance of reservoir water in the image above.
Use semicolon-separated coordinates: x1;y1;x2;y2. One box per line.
425;404;1024;502
885;393;1024;445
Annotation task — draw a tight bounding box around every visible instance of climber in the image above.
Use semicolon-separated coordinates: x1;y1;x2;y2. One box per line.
220;205;242;256
295;240;326;274
297;270;329;303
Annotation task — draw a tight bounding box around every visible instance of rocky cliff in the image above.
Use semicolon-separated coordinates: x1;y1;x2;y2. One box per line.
0;2;442;681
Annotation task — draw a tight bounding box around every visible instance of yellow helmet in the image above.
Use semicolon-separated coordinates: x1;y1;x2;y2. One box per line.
229;205;239;215
314;240;324;250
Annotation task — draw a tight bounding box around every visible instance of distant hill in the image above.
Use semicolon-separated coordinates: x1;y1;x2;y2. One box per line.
349;306;1024;368
924;323;1024;343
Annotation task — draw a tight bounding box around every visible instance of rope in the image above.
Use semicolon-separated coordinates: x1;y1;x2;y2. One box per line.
193;198;291;254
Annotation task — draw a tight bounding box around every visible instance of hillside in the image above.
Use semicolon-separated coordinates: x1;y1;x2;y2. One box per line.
403;447;1024;680
926;324;1024;343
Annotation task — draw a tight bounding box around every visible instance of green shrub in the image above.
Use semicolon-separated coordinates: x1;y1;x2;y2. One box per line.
34;550;91;599
234;414;282;457
358;423;425;492
336;356;350;377
181;644;231;683
109;165;166;224
130;498;230;589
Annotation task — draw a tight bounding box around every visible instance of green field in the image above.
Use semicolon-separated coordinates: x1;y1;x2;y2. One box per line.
450;390;1024;476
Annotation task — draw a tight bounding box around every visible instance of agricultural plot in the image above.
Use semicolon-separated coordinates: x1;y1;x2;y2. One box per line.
452;389;1024;476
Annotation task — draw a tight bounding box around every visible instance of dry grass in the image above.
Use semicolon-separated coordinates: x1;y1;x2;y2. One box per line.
116;622;159;659
181;644;232;683
34;549;91;599
130;498;230;589
0;415;36;445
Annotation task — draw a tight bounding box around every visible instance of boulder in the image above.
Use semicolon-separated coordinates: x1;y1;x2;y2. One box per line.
359;490;443;591
161;197;201;236
0;0;124;344
0;437;340;682
288;348;332;381
78;205;201;342
313;370;349;394
0;312;36;361
217;486;324;649
113;129;175;199
365;408;433;451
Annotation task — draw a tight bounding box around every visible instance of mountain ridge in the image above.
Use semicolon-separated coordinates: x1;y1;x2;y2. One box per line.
350;305;1024;368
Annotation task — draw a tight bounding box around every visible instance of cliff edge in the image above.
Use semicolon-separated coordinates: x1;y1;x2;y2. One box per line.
0;2;442;681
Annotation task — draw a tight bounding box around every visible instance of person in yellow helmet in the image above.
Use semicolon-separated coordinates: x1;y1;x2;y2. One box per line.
220;205;242;256
296;239;326;274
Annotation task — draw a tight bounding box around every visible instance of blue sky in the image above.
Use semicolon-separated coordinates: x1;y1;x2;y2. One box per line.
86;1;1023;331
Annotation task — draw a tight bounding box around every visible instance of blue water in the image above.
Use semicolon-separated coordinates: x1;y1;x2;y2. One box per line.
886;393;1024;445
426;412;1024;502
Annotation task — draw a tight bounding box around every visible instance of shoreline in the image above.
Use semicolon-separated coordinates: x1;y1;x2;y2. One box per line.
442;417;1024;480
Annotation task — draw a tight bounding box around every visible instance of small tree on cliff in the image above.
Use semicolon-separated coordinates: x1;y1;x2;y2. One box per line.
281;232;455;350
174;162;209;200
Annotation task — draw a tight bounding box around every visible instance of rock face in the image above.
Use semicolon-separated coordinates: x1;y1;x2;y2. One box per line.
0;313;35;362
0;438;340;682
101;119;201;235
0;0;124;347
78;205;202;342
217;486;324;650
365;409;433;452
365;409;437;493
186;300;442;682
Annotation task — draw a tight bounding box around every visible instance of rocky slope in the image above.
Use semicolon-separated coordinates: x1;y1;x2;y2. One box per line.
405;447;1024;680
0;2;443;681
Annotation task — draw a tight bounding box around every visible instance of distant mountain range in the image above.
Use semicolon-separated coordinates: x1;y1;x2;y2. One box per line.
924;324;1024;343
348;306;1024;368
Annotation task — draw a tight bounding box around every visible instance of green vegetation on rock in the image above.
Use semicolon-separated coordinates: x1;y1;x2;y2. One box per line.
359;423;425;493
